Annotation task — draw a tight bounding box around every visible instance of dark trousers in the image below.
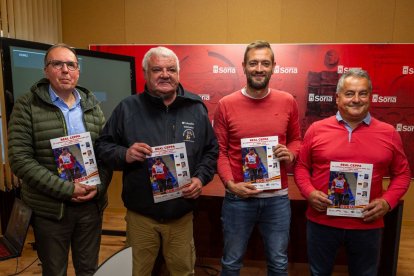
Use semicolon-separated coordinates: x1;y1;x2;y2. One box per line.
64;168;75;182
333;192;344;206
248;168;258;182
32;202;102;276
157;179;167;193
307;220;382;276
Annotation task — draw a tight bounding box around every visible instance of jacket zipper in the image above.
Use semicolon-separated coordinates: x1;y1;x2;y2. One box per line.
165;105;176;144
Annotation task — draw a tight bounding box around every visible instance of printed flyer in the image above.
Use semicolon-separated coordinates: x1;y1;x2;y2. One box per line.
327;161;373;217
147;142;191;203
241;136;281;190
50;132;100;185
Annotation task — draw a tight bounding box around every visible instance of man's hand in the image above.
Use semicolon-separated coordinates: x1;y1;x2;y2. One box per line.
126;142;152;163
226;180;262;198
71;184;97;202
308;190;332;212
362;198;390;222
72;182;88;198
182;177;203;199
273;144;295;164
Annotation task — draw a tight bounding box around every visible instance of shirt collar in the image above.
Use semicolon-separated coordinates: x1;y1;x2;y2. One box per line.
336;111;371;125
49;86;81;104
241;87;270;99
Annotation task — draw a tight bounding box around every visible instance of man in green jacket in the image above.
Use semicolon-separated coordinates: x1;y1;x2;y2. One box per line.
8;44;111;276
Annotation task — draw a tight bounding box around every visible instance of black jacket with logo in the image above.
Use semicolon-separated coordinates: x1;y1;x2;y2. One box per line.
95;84;218;221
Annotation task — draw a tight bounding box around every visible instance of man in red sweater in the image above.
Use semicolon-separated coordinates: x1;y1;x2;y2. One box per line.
214;40;301;275
294;69;411;275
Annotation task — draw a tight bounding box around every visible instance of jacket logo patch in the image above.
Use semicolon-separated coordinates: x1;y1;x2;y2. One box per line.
182;121;195;142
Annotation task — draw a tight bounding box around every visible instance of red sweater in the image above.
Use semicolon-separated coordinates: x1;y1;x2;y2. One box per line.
294;116;411;229
214;89;301;189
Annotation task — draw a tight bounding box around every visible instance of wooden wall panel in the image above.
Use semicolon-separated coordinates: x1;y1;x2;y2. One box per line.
280;0;337;43
61;0;414;47
61;0;125;48
175;0;227;43
335;0;395;43
227;0;282;43
393;0;414;42
125;0;176;44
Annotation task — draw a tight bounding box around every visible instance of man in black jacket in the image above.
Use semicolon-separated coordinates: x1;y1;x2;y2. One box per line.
95;46;218;276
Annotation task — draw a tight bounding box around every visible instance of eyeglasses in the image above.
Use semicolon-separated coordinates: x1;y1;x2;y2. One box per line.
47;60;79;71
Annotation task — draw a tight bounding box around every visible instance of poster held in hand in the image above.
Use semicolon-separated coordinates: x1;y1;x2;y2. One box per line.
241;136;281;190
50;132;101;185
327;161;373;218
147;142;191;203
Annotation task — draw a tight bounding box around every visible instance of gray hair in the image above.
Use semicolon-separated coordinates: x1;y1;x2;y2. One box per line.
336;68;372;93
44;43;78;67
142;46;180;72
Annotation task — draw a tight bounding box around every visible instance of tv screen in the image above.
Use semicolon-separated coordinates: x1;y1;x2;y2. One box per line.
1;38;136;121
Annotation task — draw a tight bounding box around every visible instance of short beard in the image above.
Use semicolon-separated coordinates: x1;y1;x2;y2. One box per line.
247;75;270;90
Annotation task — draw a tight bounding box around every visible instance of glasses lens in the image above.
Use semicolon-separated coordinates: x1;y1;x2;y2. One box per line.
48;60;78;71
49;61;63;69
66;62;78;70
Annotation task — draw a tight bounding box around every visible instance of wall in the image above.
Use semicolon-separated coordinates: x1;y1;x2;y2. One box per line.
62;0;414;48
61;0;414;222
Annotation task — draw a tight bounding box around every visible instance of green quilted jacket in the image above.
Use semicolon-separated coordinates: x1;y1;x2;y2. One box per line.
8;78;112;220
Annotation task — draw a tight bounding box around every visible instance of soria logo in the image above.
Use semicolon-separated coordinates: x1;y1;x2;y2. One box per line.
371;94;397;103
396;123;414;132
337;65;362;74
308;93;333;102
212;65;236;74
402;66;414;75
273;65;298;74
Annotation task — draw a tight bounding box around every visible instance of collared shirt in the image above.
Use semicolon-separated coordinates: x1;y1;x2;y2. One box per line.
49;86;86;135
336;111;371;142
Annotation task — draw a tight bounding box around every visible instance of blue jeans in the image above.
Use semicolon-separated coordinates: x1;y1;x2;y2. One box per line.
221;192;291;276
307;220;382;276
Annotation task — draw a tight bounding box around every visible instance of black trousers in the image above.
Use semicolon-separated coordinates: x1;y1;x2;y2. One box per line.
32;202;102;276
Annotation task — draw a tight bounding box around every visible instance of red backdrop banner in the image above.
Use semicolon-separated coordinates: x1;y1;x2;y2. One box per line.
90;44;414;176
